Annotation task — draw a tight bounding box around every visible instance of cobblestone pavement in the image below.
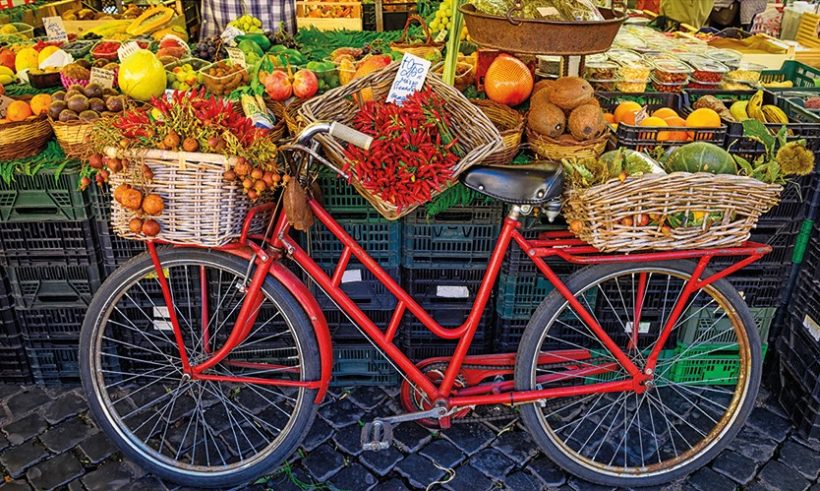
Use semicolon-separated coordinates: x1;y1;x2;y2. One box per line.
0;382;819;491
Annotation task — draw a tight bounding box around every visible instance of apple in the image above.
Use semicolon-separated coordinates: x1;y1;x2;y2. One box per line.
263;70;292;101
292;69;319;99
0;48;14;72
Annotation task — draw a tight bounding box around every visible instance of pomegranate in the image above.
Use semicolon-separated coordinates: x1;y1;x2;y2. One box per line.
293;69;319;99
263;70;292;102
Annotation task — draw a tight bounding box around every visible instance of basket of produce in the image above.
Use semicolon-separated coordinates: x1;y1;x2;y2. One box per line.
49;86;129;157
471;99;524;165
526;76;609;160
562;136;814;252
389;15;444;61
285;98;307;136
84;90;281;247
460;1;627;55
432;60;475;91
0;96;53;160
262;98;289;142
299;62;502;220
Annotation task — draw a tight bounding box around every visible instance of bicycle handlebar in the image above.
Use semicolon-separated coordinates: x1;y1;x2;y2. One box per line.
296;122;373;150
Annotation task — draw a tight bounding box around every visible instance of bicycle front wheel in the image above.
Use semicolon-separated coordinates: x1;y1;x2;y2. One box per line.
79;248;320;488
514;260;761;487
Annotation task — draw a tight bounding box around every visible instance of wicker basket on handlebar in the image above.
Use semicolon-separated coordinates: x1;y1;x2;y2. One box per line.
104;147;266;247
562;172;783;252
299;62;503;220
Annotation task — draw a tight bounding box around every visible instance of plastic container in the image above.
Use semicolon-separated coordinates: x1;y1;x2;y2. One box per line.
723;62;768;89
90;40;122;61
0;165;90;222
607;48;644;65
62;40;96;58
651;74;687;93
706;48;743;69
95;221;146;276
584;60;619;91
613;57;652;93
403;268;484;311
165;57;208;91
310;260;398;310
760;60;820;89
651;57;692;84
25;339;81;385
310;217;401;268
0;23;34;42
200;60;249;96
332;344;398;387
683;55;729;86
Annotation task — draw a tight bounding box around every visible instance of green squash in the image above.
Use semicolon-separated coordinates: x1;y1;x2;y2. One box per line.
664;142;737;175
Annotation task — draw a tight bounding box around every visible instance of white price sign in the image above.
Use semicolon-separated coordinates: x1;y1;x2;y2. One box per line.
226;47;246;68
386;53;430;105
43;16;68;43
89;67;115;89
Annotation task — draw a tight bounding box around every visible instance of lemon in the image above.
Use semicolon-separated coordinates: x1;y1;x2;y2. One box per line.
0;24;18;34
14;47;38;72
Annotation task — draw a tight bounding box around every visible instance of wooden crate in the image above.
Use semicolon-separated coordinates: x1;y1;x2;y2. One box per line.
57;0;185;35
297;1;362;31
0;0;81;28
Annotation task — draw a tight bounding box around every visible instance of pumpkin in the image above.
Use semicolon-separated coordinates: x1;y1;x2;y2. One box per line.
664;142;737;175
484;54;533;106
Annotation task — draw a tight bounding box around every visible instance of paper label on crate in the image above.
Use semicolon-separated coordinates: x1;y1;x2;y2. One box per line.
633;106;649;125
535;6;561;17
436;286;469;298
118;41;141;61
624;321;651;334
226;47;247;68
341;269;362;283
386;53;431;105
43;16;68;43
0;95;14;118
89;67;115;89
802;314;820;342
220;25;244;46
152;306;173;331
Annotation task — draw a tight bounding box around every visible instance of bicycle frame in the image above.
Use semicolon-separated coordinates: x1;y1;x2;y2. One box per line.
144;198;772;412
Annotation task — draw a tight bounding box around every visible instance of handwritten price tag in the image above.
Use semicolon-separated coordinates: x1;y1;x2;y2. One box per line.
226;47;246;68
117;41;140;61
220;25;244;46
90;67;115;89
634;106;649;126
43;16;68;43
386;53;431;105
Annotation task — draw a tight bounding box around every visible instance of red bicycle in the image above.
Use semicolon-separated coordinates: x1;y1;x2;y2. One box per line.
80;122;766;488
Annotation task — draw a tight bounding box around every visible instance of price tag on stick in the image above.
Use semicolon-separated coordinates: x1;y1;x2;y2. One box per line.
386;53;431;105
43;16;68;43
226;47;247;68
89;67;115;89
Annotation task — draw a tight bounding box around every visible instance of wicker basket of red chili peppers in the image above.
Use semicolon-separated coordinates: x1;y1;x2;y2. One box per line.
299;62;503;220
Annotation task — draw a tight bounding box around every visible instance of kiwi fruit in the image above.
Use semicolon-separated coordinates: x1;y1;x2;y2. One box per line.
83;82;103;99
48;100;67;120
79;110;100;121
67;95;89;113
88;97;106;113
548;77;596;111
568;104;606;141
528;102;566;138
58;110;79;122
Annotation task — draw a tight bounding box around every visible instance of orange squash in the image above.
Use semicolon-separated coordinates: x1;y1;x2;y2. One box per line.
352;54;392;102
484;54;533;106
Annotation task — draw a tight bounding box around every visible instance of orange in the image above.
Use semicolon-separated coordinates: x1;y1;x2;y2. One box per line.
663;116;690;141
685;108;721;128
614;101;642;124
6;100;32;122
652;107;679;120
29;94;51;116
603;112;615;124
638;116;669;141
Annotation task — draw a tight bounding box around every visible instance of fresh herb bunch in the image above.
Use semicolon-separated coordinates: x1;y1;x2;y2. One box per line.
342;89;463;211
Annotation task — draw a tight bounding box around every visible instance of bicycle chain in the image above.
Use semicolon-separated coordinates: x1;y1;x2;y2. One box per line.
408;360;579;424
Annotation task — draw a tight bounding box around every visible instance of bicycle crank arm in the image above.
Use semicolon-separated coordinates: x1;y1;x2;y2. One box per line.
361;406;459;451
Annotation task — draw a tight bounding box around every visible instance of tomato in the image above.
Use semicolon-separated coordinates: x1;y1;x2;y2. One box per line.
484;54;533;106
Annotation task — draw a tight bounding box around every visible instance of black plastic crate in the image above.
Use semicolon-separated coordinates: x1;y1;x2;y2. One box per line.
332;344;398;387
778;365;820;442
316;174;378;219
309;260;398;310
400;309;493;361
686;89;820;161
6;263;102;310
95;220;147;276
14;307;86;341
791;277;820;336
0;165;90;222
0;269;15;340
727;265;789;308
711;221;800;270
402;204;504;269
324;309;393;341
757;173;817;226
25;339;81;385
0;339;32;384
778;314;820;398
88;182;111;222
308;217;401;268
402;268;486;311
493;316;529;352
0;220;99;266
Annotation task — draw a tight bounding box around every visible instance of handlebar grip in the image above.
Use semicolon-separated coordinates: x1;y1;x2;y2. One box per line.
330;122;373;151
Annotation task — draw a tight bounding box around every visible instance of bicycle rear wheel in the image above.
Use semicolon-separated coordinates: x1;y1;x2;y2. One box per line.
514;260;761;487
79;248;320;488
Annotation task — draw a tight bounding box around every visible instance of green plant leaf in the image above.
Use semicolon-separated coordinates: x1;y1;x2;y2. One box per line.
733;154;754;176
742;119;775;155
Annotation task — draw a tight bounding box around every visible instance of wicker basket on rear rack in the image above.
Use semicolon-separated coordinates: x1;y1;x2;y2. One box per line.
562;172;783;252
299;62;503;220
104;147;266;247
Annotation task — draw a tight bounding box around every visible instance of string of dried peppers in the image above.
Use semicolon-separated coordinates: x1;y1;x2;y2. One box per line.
342;89;463;211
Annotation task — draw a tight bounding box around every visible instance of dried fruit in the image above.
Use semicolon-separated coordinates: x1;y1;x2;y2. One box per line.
163;130;180;149
113;183;132;204
88;153;104;169
251;168;264;180
234;158;251;177
141;194;164;215
122;188;143;211
129;217;144;233
141;219;160;236
223;170;237;181
182;137;199;152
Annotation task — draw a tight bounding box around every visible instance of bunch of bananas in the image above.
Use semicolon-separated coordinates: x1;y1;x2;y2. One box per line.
429;0;469;41
730;90;789;124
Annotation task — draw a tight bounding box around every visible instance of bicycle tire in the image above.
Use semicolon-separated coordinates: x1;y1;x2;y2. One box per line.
80;248;321;488
514;260;761;487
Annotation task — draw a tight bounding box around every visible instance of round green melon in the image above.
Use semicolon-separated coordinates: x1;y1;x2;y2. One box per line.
665;142;737;175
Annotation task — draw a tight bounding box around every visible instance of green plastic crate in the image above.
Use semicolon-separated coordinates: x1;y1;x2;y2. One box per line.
760;61;820;88
584;348;675;384
331;344;398;387
678;306;777;346
772;88;820;124
0;164;90;222
666;344;768;385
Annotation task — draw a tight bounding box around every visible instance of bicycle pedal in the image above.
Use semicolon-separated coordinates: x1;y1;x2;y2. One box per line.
361;420;393;451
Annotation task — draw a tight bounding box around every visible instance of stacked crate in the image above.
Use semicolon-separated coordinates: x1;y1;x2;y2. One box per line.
0;163;100;384
313;174;400;385
399;202;503;361
89;183;145;275
777;219;820;442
